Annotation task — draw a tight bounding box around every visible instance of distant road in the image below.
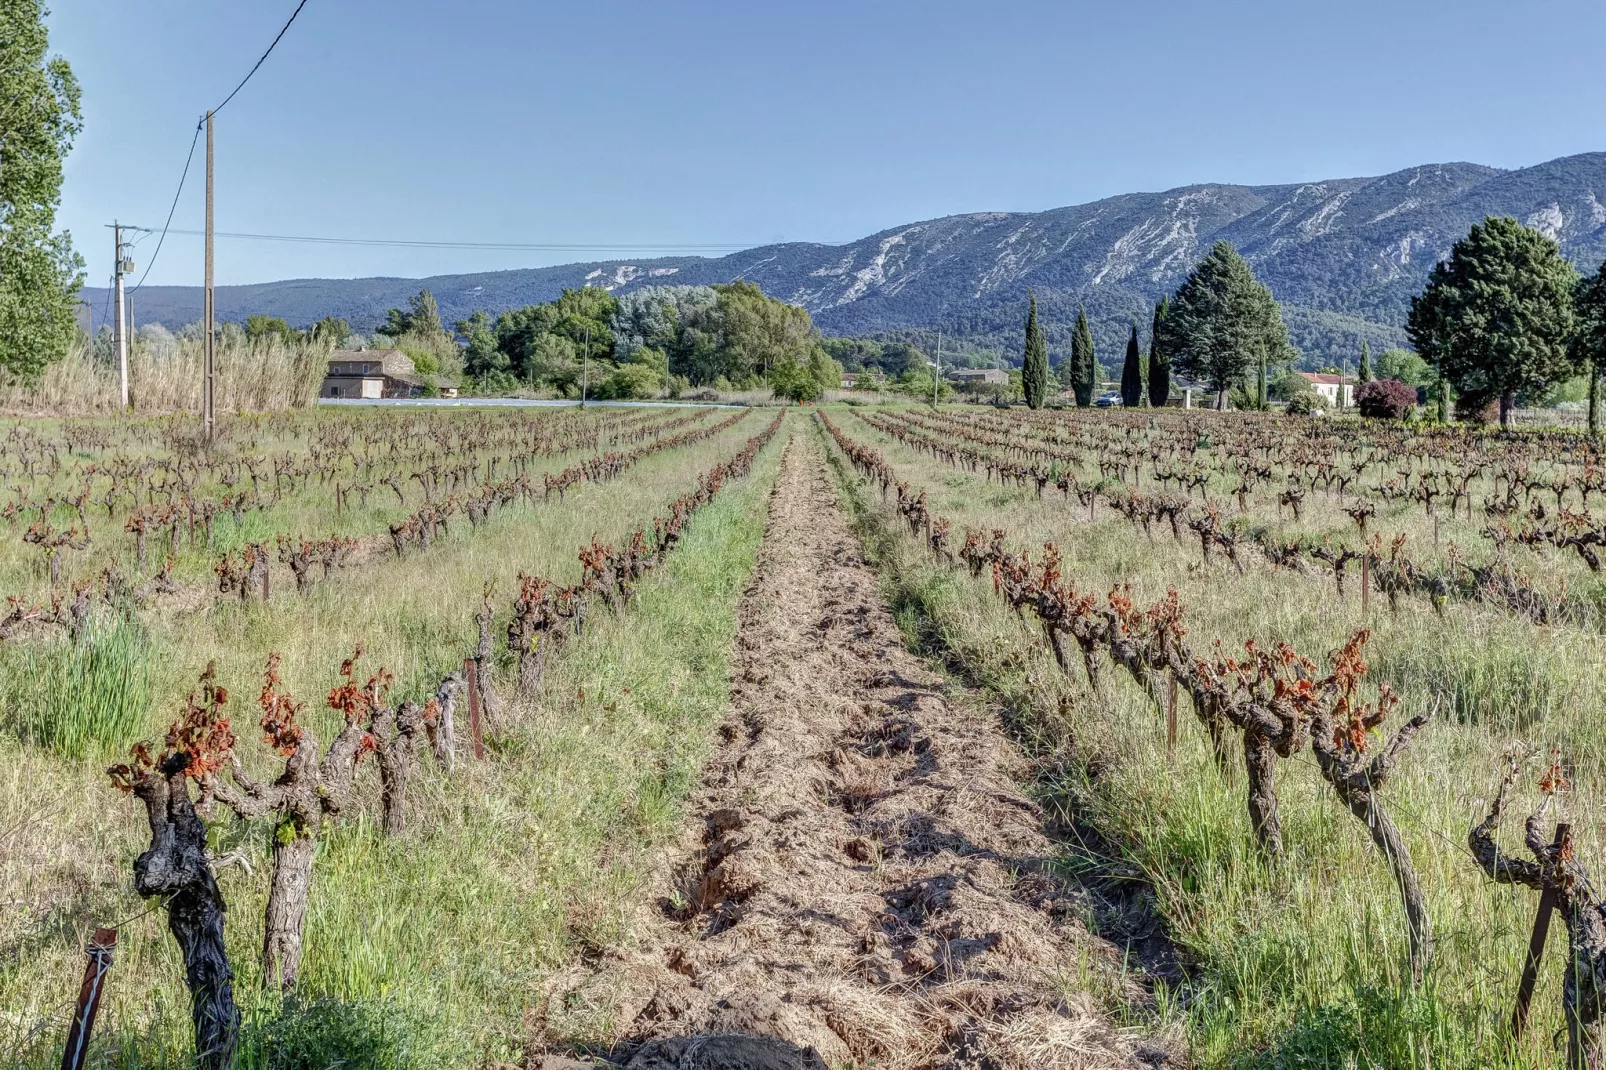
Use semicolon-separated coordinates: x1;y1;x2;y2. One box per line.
318;398;744;410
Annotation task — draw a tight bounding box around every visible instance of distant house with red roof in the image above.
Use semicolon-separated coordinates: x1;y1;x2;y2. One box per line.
1297;372;1354;408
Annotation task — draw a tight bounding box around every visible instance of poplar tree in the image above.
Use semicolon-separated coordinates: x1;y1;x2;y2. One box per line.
1120;322;1143;406
1021;292;1049;410
1070;305;1096;407
1147;297;1171;407
1358;340;1373;384
0;0;84;380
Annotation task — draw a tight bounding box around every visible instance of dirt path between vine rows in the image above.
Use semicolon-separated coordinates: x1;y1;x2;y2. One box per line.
536;427;1173;1069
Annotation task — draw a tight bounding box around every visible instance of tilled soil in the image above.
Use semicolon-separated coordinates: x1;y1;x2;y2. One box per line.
539;428;1167;1069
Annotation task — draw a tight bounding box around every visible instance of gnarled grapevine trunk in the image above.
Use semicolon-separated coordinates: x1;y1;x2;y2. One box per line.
474;595;500;730
1307;703;1434;981
1472;767;1606;1069
430;673;464;773
1241;730;1283;857
129;757;239;1069
261;832;315;991
371;700;429;835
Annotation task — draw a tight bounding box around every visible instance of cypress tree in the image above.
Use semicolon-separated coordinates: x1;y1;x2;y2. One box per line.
1358;340;1373;384
1147;297;1171;407
1070;306;1096;407
1021;292;1049;410
1120;322;1143;406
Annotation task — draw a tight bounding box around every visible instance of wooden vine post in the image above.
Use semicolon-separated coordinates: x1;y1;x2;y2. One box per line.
59;927;116;1070
464;656;485;760
1165;675;1179;759
1512;822;1572;1041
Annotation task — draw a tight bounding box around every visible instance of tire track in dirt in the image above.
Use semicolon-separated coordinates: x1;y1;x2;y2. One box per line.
540;428;1170;1069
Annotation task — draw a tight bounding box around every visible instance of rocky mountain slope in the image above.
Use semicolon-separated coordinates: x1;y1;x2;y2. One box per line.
95;151;1606;368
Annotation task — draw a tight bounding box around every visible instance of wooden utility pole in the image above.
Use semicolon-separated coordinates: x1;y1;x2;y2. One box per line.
202;111;216;440
112;223;129;409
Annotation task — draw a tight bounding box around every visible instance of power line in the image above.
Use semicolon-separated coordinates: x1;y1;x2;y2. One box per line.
139;229;842;253
128;122;201;295
211;0;311;116
129;1;310;293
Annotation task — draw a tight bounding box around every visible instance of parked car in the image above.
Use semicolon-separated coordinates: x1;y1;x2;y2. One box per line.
1094;391;1122;407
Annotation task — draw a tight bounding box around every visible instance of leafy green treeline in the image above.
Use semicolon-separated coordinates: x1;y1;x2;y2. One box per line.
445;281;842;400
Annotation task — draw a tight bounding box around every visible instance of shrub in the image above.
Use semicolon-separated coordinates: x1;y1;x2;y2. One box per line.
468;370;520;397
240;995;450;1070
769;359;824;403
1285;391;1319;416
1455;393;1500;424
592;363;663;400
1355;378;1418;419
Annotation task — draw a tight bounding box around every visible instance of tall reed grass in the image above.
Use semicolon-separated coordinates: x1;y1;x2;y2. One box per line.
0;615;154;758
0;330;329;414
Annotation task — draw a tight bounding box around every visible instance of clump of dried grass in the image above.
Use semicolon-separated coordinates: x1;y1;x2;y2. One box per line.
1;332;328;414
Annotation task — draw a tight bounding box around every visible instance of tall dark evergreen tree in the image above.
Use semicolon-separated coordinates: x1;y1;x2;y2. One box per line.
1574;260;1606;435
1159;241;1295;409
1147;297;1171;407
1358;340;1373;384
1021;292;1049;410
1070;306;1096;407
1407;216;1577;427
1120;322;1143;406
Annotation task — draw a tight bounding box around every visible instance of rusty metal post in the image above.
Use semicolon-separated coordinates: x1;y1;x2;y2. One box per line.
1512;823;1572;1040
261;562;270;602
464;656;485;760
60;927;116;1070
1361;555;1370;615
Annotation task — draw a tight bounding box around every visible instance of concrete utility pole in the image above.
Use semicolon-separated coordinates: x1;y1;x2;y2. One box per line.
111;222;130;409
932;303;945;408
202;111;216;440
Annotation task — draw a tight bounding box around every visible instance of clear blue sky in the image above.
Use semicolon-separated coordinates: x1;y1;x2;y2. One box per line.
50;0;1606;289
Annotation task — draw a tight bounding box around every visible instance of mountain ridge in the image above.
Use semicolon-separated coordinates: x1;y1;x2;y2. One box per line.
91;151;1606;369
